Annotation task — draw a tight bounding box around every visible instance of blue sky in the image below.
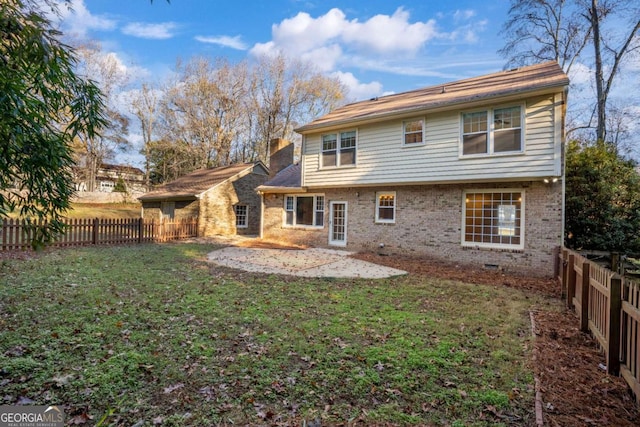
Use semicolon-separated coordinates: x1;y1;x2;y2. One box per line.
53;1;640;163
56;0;511;100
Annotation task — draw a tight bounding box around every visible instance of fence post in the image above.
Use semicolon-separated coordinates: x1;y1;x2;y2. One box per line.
566;253;576;309
560;248;567;298
1;219;6;251
610;252;621;274
92;218;99;245
580;261;590;332
137;218;143;244
606;275;622;375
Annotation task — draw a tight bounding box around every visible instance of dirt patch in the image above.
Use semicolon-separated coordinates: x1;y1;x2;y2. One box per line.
532;309;639;426
352;252;640;426
235;239;308;250
351;252;559;297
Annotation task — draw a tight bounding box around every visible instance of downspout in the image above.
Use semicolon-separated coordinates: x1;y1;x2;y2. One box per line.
259;191;264;239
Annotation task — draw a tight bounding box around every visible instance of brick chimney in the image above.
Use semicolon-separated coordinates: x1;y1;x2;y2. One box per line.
269;138;294;179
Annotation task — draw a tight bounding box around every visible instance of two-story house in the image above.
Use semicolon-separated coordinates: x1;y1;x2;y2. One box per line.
257;62;569;277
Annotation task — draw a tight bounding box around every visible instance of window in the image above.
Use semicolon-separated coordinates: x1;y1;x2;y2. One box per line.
100;181;115;192
322;131;356;167
376;192;396;223
403;119;424;145
234;205;248;228
285;195;324;227
462;106;523;156
462;112;488;155
493;107;522;152
463;191;524;249
161;202;175;220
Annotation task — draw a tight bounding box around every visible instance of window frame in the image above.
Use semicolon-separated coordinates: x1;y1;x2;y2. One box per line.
284;194;325;228
461;189;525;250
161;201;175;220
460;104;525;157
234;204;248;228
402;118;425;146
321;130;357;168
375;191;396;224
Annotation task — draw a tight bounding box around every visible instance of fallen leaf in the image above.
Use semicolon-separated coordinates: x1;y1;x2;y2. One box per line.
68;413;92;425
52;374;74;387
16;396;35;405
163;383;184;394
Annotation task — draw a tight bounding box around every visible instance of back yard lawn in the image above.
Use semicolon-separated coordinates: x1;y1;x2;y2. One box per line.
0;244;571;425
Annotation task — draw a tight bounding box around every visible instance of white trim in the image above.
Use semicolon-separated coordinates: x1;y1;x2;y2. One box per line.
329;201;348;247
234;204;248;228
459;103;525;158
320;129;358;169
402;117;425;147
375;191;396;224
461;189;525;250
283;193;325;228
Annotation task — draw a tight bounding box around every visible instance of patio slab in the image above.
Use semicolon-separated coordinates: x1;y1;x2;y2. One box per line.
207;246;407;279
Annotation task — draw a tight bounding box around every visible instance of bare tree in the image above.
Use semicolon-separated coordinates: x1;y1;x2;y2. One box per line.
130;83;160;189
73;41;131;190
585;0;640;142
499;0;591;74
158;57;248;172
247;53;346;164
500;0;640;146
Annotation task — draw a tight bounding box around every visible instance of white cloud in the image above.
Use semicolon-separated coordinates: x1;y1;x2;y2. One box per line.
341;8;438;55
122;22;178;40
332;71;383;101
251;7;439;64
270;8;347;53
453;9;476;23
195;35;248;50
568;62;593;86
55;0;117;37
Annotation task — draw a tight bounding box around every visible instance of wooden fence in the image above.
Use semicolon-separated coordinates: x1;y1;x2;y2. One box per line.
1;217;198;251
558;248;640;403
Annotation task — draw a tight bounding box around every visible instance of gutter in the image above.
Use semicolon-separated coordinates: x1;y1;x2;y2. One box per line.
295;83;570;134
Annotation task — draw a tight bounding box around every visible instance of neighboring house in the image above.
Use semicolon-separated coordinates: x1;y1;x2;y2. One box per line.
257;62;570;277
74;163;146;193
138;162;269;236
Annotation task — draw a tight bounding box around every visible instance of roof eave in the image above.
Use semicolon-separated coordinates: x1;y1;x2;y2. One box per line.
256;186;306;194
295;81;569;134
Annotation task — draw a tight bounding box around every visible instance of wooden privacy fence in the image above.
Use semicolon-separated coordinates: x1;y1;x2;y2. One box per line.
1;217;198;251
557;248;640;403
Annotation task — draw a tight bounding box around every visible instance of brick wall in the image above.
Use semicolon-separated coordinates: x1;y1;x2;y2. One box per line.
262;181;563;277
141;199;198;221
199;171;267;236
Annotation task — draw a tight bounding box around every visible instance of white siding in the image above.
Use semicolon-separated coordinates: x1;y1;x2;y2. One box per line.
302;95;562;187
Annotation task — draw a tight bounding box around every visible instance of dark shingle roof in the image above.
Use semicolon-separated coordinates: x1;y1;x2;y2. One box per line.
295;61;569;133
138;163;266;201
257;163;301;192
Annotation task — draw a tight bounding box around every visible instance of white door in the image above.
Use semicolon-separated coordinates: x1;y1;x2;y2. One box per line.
329;201;347;246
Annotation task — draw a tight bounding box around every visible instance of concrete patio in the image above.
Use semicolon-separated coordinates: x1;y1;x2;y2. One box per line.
207;245;407;279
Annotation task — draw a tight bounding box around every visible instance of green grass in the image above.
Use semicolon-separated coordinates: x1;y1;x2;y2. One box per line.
65;202;141;219
0;243;553;425
6;203;141;220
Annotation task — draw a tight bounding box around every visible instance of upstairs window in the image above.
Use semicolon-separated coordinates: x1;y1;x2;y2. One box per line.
493;107;522;152
462;112;488;155
403;119;424;145
285;195;324;227
462;105;523;156
322;131;356;167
